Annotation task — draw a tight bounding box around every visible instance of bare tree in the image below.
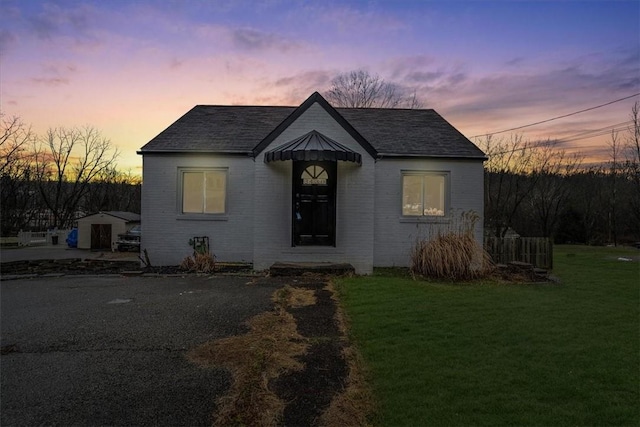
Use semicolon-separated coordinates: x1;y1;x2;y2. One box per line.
563;167;608;244
627;101;640;164
83;167;141;214
607;130;623;245
1;115;38;234
623;101;640;237
1;115;33;175
527;143;583;238
33;126;119;229
325;70;423;108
479;134;543;238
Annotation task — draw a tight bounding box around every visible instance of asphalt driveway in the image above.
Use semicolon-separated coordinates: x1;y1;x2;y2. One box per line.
1;274;281;426
1;245;139;263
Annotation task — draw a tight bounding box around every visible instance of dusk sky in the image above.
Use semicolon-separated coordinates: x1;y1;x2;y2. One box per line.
1;0;639;173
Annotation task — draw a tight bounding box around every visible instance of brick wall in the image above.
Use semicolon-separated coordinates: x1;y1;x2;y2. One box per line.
373;158;484;267
141;153;255;266
252;103;375;274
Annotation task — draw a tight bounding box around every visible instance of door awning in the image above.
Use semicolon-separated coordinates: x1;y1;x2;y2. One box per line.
264;130;362;165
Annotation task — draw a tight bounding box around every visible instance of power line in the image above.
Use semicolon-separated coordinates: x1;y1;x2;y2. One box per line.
482;120;633;157
559;120;632;139
558;121;633;143
470;93;640;138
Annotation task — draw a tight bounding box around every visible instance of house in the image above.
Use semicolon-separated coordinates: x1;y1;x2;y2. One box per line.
139;92;485;274
77;211;140;250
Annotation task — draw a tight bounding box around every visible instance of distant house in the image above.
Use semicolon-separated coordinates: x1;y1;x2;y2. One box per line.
77;211;140;250
138;92;485;274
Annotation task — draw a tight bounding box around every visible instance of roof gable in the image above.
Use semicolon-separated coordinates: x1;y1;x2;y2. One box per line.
251;92;377;159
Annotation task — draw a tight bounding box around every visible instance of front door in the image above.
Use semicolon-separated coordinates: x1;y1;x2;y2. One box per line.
292;161;336;246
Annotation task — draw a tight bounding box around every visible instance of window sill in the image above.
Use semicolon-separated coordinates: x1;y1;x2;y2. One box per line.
176;214;229;221
399;216;450;224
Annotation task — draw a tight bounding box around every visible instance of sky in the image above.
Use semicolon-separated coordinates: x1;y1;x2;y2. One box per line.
1;0;639;173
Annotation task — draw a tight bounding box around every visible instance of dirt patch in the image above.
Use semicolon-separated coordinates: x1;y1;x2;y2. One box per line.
320;283;375;427
187;276;372;426
270;279;347;426
272;340;346;426
320;344;374;427
188;305;307;426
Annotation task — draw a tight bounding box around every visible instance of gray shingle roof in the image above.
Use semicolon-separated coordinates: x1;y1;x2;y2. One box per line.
140;106;295;153
338;108;485;158
140;94;485;159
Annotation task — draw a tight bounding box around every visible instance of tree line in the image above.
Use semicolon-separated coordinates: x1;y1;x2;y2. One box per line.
1;115;140;235
480;102;640;245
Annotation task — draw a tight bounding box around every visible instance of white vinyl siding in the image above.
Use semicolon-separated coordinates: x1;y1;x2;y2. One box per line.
142;155;253;266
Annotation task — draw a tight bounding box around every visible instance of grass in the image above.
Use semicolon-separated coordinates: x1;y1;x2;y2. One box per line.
0;236;19;247
336;245;640;426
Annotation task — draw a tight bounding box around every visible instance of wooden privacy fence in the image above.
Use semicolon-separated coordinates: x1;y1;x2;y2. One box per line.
484;237;553;269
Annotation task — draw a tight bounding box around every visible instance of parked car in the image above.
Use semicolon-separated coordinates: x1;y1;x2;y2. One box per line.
116;225;141;252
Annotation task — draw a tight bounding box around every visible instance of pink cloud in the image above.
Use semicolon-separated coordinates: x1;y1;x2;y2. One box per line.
31;77;69;86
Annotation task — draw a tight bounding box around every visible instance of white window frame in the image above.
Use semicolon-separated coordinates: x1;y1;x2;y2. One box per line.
401;171;450;219
177;167;228;220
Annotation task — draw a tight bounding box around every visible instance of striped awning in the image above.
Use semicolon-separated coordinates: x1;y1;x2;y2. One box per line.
264;130;362;165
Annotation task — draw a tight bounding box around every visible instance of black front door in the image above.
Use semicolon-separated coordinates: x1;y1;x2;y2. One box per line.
293;161;336;246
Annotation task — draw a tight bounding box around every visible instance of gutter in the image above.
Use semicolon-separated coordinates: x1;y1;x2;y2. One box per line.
137;149;252;155
376;153;488;161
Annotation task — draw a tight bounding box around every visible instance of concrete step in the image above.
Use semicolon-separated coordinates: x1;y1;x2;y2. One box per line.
269;262;355;277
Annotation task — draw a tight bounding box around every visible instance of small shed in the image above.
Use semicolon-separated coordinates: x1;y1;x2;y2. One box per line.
77;211;141;250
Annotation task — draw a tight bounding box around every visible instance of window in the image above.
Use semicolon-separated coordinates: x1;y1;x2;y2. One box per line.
180;169;227;214
402;172;447;216
301;165;328;185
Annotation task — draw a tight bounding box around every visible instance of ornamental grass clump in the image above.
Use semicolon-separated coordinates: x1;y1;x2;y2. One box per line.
180;252;216;273
410;211;493;280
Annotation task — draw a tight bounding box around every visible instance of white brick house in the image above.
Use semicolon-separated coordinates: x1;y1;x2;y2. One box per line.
139;92;485;274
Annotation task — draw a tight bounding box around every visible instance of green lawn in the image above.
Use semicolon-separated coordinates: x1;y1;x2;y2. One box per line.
336;245;639;426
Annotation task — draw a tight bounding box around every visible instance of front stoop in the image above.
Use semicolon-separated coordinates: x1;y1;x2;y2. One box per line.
269;262;355;277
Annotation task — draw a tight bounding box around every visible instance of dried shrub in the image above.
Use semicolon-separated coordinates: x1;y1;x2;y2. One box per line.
180;252;216;273
274;285;317;308
410;211;493;280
